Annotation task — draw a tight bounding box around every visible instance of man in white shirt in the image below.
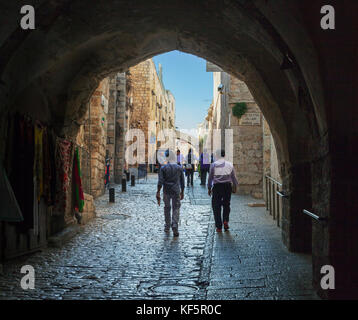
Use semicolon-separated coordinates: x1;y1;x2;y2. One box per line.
208;149;239;232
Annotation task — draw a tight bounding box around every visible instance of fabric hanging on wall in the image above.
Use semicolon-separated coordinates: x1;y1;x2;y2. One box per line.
73;147;85;213
5;114;35;232
105;161;110;186
53;137;73;216
49;131;57;206
32;176;39;236
42;128;56;206
34;125;44;201
0;163;24;222
4;113;14;178
32;125;44;236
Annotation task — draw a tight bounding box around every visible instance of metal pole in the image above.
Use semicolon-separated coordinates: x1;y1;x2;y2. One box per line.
268;180;272;215
273;183;276;220
265;176;268;211
109;188;115;202
122;177;127;192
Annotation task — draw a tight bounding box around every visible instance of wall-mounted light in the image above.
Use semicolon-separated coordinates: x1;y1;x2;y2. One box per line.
218;84;224;93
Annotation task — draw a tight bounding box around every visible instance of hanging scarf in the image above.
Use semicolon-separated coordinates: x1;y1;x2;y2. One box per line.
34;125;44;201
73;147;85;213
53;137;73;217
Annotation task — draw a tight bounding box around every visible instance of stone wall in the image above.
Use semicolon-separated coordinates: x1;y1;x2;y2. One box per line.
262;117;271;179
80;193;95;225
126;60;152;166
81;78;110;198
229;78;263;199
127;59;176;168
114;73;128;183
270;135;280;182
107;73;127;184
207;69;282;200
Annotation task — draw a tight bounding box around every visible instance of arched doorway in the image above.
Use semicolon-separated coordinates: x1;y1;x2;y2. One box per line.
0;0;356;299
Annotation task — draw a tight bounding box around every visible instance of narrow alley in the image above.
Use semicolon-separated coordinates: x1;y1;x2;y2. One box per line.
0;174;317;300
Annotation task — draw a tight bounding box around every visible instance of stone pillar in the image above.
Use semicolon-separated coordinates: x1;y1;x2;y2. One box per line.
262;118;271;201
311;136;358;299
114;73;127;183
281;162;312;253
107;75;118;184
83;78;110;198
230;78;264;198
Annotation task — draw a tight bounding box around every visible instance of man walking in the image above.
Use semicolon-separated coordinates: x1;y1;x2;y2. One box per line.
176;149;183;166
199;149;210;186
157;150;185;237
208;149;238;232
185;148;194;187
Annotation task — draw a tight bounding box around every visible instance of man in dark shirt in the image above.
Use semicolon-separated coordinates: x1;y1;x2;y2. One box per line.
157;150;185;236
199;149;211;185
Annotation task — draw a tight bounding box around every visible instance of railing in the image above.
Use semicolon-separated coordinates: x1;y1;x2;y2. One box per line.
303;209;328;222
264;175;284;228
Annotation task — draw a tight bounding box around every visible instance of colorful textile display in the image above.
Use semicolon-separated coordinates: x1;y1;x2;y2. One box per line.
73;147;85;213
105;159;110;187
34;125;44;201
53;137;73;217
42;128;56;206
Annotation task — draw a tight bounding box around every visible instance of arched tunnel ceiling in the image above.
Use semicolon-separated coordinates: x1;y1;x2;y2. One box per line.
0;0;327;168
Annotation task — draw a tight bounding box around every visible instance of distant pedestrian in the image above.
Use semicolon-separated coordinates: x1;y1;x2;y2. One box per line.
208;149;238;232
157;150;185;237
176;149;184;166
105;158;110;189
185;148;194;187
199;149;210;186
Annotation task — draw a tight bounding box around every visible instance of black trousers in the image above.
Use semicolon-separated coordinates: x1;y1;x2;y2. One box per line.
200;168;209;185
212;183;232;228
186;169;194;186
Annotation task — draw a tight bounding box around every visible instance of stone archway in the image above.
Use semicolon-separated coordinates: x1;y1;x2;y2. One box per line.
1;0;357;299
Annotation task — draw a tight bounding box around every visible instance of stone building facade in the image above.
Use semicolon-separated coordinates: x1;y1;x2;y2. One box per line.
77;73;128;195
107;73;127;184
126;59;175;168
205;62;280;199
84;78;110;198
229;77;264;198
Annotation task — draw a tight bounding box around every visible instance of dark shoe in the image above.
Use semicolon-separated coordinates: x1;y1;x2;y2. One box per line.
216;228;222;233
173;228;179;237
223;221;229;231
164;228;170;233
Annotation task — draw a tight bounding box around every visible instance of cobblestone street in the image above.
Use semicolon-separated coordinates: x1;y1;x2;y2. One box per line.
0;174;317;300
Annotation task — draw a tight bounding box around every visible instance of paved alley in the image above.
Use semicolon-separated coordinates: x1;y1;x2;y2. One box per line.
0;174;317;300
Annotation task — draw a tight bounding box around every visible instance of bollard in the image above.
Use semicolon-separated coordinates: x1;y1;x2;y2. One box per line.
126;171;130;181
131;174;135;186
122;178;127;192
109;187;115;202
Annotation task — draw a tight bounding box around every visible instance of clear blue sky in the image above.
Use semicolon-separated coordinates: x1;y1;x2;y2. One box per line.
153;50;212;130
